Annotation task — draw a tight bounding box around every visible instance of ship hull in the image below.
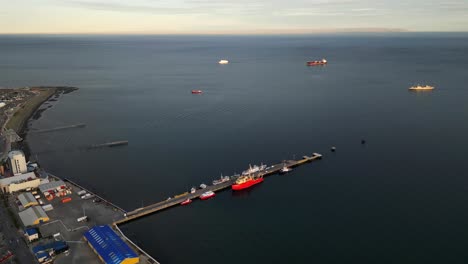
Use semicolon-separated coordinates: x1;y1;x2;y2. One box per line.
307;62;327;66
232;177;264;190
180;199;192;205
200;193;215;200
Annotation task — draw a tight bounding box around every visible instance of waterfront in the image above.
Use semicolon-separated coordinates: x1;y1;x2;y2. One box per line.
2;33;468;263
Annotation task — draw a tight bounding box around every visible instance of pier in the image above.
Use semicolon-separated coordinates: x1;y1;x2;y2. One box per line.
30;123;86;133
87;140;129;149
113;152;322;226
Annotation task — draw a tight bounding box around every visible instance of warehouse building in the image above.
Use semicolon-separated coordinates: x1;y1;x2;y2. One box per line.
0;172;40;194
84;225;139;264
18;206;50;226
18;192;38;209
38;180;66;194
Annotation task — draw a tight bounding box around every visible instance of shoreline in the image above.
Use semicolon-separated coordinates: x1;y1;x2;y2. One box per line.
5;86;78;160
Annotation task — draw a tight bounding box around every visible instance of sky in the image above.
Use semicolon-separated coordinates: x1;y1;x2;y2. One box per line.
1;0;467;34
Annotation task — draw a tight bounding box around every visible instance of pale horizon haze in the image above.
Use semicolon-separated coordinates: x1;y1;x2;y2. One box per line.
1;0;468;34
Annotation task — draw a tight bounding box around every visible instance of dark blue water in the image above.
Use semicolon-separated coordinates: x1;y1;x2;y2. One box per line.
2;33;468;263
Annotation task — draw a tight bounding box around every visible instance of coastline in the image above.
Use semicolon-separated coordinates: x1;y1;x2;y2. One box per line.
5;86;78;160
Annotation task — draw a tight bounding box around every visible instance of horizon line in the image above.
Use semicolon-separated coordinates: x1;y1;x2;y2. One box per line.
2;29;468;36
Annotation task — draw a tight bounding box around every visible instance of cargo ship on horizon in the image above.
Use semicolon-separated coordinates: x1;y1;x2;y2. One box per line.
307;59;327;66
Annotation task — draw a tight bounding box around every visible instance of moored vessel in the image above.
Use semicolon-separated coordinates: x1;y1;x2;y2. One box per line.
200;191;216;200
307;59;327;66
232;175;264;190
213;175;230;185
409;85;434;91
242;164;267;176
180;199;192;205
280;166;292;174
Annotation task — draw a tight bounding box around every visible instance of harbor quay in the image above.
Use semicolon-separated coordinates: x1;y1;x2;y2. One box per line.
0;150;321;264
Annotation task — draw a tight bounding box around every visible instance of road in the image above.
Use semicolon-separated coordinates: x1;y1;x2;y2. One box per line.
0;195;37;264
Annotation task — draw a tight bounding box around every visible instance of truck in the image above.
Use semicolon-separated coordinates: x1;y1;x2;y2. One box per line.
42;204;53;211
77;216;88;223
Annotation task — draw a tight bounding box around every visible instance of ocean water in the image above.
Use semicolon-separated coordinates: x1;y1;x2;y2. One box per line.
2;33;468;263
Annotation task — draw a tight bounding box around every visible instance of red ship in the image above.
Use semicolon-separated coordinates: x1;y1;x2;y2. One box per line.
191;90;203;94
199;191;215;200
231;175;264;190
307;59;327;66
180;199;192;205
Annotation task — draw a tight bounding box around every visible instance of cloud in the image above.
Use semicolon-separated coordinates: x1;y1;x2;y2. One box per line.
65;0;206;15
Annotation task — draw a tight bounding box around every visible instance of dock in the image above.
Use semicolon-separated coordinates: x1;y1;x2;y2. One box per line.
87;140;128;149
113;152;322;226
31;123;86;133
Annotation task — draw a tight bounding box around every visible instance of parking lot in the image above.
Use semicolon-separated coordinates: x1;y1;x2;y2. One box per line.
9;181;125;264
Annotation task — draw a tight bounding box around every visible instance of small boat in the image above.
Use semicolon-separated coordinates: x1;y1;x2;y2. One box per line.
200;191;216;200
191;90;203;94
409;85;434;91
190;187;196;194
307;59;327;66
280;166;292;174
200;183;207;189
218;59;229;64
180;199;192;205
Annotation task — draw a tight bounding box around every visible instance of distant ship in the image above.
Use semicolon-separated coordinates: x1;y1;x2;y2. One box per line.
307;59;327;66
232;175;264;190
218;60;229;64
200;191;216;200
242;164;267;176
192;90;203;94
409;85;434;91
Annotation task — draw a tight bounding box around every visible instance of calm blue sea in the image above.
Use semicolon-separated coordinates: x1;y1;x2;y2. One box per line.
1;33;468;263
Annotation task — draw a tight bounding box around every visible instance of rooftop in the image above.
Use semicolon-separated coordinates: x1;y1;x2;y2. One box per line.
84;225;138;264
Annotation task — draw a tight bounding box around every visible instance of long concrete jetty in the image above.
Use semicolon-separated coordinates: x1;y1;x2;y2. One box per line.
87;140;128;149
31;123;86;133
113;152;322;226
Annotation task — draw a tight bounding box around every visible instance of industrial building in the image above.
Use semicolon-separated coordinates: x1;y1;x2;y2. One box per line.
25;228;39;242
84;225;139;264
33;241;68;263
18;192;39;208
38;180;66;194
8;150;27;175
18;206;50;226
0;172;40;193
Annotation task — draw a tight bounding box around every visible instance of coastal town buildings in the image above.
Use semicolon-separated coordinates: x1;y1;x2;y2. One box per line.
25;228;39;242
18;192;39;209
8;150;27;175
18;206;50;226
0;172;40;193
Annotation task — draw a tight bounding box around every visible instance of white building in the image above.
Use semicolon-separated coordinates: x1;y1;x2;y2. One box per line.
0;172;40;194
8;150;27;175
